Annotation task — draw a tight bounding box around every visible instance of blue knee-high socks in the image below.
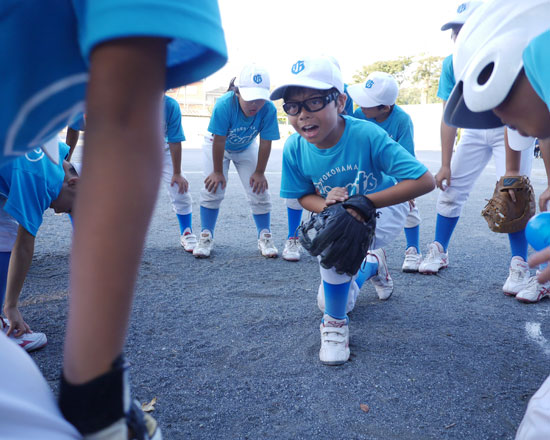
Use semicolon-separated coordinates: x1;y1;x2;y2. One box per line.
355;261;378;289
404;225;420;252
199;206;219;236
0;252;12;311
287;207;303;239
253;213;271;237
176;213;193;235
434;214;460;251
508;229;528;261
323;280;351;320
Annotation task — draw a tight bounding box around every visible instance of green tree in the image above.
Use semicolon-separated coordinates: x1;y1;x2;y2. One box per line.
412;55;444;104
352;56;413;86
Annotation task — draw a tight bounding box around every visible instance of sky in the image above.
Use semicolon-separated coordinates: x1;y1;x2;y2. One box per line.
204;0;469;89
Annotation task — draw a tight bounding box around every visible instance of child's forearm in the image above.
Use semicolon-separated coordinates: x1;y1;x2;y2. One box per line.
63;37;167;385
299;193;327;213
504;129;522;175
255;139;271;174
3;226;34;309
168;142;182;175
366;171;435;208
212;135;226;173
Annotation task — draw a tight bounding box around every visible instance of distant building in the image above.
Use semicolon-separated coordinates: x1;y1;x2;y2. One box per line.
166;81;228;117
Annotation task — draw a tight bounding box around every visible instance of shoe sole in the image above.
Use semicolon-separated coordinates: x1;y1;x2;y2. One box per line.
261;253;278;258
193;253;210;259
21;340;47;352
503;290;518;297
516;296;549;304
402;268;419;273
283;255;300;262
320;359;348;366
419;265;448;275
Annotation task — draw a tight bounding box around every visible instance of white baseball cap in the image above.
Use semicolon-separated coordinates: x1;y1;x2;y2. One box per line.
270;56;344;100
235;64;270;101
441;1;483;31
347;72;398;108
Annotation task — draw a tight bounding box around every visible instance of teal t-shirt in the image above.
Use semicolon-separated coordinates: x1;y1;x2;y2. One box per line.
0;142;69;236
208;92;280;152
437;55;455;101
0;0;227;165
164;96;186;143
523;30;550;111
352;105;415;157
280;116;427;200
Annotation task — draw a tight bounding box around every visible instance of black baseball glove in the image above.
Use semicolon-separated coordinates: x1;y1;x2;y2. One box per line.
299;195;378;276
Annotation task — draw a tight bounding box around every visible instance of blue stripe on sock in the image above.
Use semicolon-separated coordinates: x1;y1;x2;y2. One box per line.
200;206;219;237
0;252;11;310
355;261;378;289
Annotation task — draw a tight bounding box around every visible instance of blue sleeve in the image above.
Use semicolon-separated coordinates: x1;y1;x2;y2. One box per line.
343;85;354;116
395;116;415;157
280;136;315;199
72;0;227;90
69;115;86;131
164;97;185;143
437;55;455;102
208;94;232;136
352;108;366;120
372;131;427;183
4;171;50;236
259;103;280;141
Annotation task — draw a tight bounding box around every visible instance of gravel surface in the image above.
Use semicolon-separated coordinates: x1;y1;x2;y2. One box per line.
23;149;550;439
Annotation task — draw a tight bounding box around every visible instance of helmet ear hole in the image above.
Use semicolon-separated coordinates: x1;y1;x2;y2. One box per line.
477;62;494;86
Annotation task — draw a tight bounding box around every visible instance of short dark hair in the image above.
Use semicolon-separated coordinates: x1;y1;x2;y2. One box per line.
227;77;238;93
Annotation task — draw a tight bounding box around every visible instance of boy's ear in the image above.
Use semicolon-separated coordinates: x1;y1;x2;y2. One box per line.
67;176;79;187
337;93;347;113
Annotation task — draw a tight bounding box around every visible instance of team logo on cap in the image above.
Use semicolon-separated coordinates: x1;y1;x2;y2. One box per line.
291;61;305;75
253;74;263;84
365;80;374;89
457;3;466;13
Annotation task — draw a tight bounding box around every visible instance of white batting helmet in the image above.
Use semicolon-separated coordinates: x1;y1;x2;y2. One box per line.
444;0;550;129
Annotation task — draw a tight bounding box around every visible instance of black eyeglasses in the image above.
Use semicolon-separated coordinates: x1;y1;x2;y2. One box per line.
282;92;339;116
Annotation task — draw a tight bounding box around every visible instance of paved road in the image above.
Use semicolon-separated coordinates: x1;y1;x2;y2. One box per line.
24;149;550;439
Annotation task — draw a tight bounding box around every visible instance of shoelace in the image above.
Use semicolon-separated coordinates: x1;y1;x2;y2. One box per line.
286;239;299;252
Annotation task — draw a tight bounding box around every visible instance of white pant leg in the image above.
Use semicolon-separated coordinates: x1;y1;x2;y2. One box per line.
230;140;272;215
161;147;193;215
285;198;302;210
199;135;231;210
0;334;82;440
0;199;18;252
515;374;550;440
405;204;421;229
372;202;409;249
436;128;497;218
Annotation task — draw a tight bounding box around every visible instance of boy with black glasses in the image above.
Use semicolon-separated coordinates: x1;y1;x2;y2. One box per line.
271;56;435;365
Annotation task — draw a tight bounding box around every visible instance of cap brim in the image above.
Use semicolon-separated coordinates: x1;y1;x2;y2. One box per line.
444;81;503;129
441;20;464;31
238;87;270;101
346;84;381;108
270;78;336;100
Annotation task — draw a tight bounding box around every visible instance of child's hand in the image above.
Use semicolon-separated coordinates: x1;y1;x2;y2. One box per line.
326;187;348;206
435;166;451;190
205;171;226;193
171;173;189;194
529;249;550;283
249;171;268;194
4;305;31;337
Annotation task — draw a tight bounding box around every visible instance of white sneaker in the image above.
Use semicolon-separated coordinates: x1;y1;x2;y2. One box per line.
258;230;278;258
193;230;214;258
402;247;422;273
319;314;349;366
317;281;359;314
418;242;448;274
516;273;550;303
282;237;301;262
368;248;393;300
1;317;47;352
180;231;197;253
503;256;530;296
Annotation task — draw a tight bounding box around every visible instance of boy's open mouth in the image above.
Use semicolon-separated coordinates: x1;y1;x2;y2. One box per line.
301;124;319;139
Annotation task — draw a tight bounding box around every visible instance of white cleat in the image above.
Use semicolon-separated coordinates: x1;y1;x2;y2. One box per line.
516;273;550;303
368;248;393;300
418;242;448;274
402;247;422;273
180;232;197;253
258;230;278;258
193;230;214;258
503;256;530;296
282;237;301;261
319;314;350;366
